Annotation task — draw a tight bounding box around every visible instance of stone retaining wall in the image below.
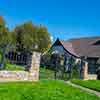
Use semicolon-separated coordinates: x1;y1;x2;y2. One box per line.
88;74;97;80
0;52;41;81
0;71;28;81
82;61;97;80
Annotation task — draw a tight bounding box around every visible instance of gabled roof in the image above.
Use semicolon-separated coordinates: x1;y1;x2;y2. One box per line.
49;38;78;57
57;37;100;58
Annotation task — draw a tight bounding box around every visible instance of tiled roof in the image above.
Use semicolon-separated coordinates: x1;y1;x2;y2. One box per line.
61;36;100;58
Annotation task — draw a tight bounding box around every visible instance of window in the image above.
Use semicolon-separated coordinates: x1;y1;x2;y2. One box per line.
88;63;98;74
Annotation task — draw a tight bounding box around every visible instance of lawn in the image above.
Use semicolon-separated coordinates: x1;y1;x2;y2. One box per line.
72;79;100;92
39;68;54;79
39;67;70;80
0;79;98;100
4;64;25;71
0;64;99;99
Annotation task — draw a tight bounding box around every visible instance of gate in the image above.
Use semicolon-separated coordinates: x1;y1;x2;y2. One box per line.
41;52;81;80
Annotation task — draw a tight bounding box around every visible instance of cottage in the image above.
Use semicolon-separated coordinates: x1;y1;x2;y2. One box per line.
49;37;100;80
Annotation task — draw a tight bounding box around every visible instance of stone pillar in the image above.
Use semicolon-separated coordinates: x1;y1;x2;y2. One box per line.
82;61;88;80
28;52;41;81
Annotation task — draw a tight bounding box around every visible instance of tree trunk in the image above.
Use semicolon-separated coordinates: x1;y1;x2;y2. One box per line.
0;47;6;69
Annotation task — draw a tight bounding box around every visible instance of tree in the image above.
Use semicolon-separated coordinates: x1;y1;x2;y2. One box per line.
37;26;51;53
0;16;16;68
14;21;51;53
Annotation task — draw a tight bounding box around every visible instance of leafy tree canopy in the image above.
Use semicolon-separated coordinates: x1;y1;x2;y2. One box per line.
0;16;16;68
14;21;51;53
0;16;16;48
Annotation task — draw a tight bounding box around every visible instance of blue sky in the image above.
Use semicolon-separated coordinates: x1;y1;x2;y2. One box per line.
0;0;100;41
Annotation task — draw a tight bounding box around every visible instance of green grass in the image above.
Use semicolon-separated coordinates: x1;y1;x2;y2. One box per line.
39;68;55;79
39;67;71;80
72;79;100;92
4;64;25;71
0;79;98;100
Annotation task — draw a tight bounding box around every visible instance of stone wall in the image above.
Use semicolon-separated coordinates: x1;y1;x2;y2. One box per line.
28;52;41;81
0;52;41;81
0;71;28;81
88;74;97;80
82;61;88;80
82;61;97;80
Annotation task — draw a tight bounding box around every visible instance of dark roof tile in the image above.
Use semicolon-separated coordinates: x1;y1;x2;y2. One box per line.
61;36;100;57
